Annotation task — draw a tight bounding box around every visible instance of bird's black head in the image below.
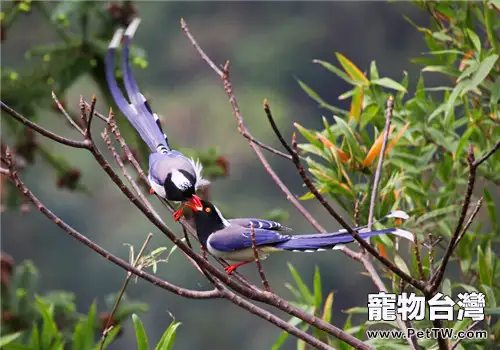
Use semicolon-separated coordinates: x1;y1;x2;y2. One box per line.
164;169;196;201
190;200;228;248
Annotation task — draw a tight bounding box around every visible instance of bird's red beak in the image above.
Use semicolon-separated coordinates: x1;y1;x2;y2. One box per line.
173;195;203;222
189;195;203;212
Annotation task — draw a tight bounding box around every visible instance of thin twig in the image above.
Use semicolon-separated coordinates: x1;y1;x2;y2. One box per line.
429;145;476;292
473;140;500;168
86;94;97;139
99;233;153;350
249;223;271;292
51;91;85;135
102;127;151;211
453;197;483;251
367;96;394;230
450;320;482;350
1;101;89;149
354;199;361;226
245;135;294;160
182;226;192;249
84;101;110;123
414;236;426;281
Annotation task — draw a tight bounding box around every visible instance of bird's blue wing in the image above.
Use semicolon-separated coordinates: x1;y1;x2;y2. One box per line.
229;218;292;231
208;227;290;252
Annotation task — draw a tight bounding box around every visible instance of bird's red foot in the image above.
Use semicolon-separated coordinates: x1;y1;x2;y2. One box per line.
149;188;155;195
173;208;184;221
224;261;250;275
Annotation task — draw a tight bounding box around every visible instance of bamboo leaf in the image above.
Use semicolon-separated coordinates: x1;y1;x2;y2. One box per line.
132;314;149;350
371;78;407;93
335;53;369;86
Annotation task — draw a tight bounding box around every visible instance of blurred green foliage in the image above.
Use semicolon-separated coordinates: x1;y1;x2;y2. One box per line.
0;257;153;349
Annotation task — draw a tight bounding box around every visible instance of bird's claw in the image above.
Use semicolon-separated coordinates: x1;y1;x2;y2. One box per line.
224;265;238;275
173;210;183;221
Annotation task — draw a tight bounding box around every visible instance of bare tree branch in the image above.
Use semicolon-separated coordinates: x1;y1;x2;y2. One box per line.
453;198;483;251
249;223;271;292
367;96;394;230
1;101;89;149
85;94;97;139
473;140;500;168
429;145;476;292
51;91;85;135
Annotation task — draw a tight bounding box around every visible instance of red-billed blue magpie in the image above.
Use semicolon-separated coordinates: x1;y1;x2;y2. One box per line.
105;18;209;220
187;200;413;274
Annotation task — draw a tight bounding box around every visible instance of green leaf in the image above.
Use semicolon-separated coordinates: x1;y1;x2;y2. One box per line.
132;314;150;350
371;78;407;93
461;54;499;96
477;245;493;286
485;308;500;315
335;53;369;86
35;296;59;349
481;284;496;309
313;59;357;85
394;255;411;276
155;320;182;350
343;307;368;314
455;128;476;161
271;331;289;350
332;116;359;158
422;65;459;76
466;29;481;53
96;326;121;350
297;79;347;115
442;278;452;297
483;188;498;230
313;266;322;309
369;61;379;80
322;292;334;323
0;333;23;347
287;263;314;305
294;123;322;148
490;76;500;109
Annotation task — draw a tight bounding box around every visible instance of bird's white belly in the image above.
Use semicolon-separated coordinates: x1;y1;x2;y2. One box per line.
148;174;166;198
207;243;280;262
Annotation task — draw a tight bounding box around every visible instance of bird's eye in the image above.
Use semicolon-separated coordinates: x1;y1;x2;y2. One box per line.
205;207;211;213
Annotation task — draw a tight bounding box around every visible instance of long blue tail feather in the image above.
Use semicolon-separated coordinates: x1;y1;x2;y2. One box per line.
105;22;169;153
274;228;413;251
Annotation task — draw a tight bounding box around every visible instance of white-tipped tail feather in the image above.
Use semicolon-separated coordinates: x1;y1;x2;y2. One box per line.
387;228;414;242
386;210;410;220
125;18;141;38
109;28;124;49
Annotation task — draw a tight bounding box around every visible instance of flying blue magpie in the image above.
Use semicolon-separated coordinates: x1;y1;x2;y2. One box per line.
186;200;414;274
105;18;208;220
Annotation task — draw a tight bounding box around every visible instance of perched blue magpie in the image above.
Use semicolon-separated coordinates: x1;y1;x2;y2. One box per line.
186;200;413;274
105;18;208;220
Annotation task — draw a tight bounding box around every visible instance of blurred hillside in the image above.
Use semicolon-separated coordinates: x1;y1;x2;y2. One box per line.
1;2;431;349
